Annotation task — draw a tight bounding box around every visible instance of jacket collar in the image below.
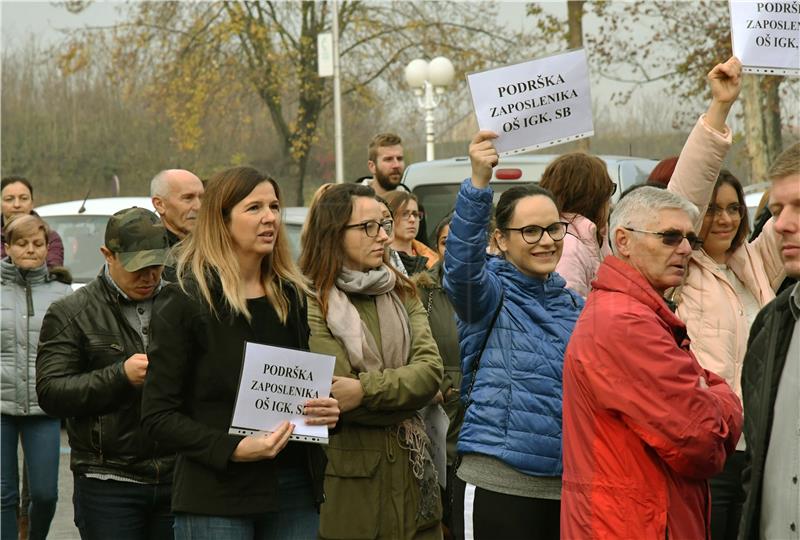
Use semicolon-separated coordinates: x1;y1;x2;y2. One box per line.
488;255;567;294
99;264;164;303
1;257;49;285
593;255;685;330
790;282;800;321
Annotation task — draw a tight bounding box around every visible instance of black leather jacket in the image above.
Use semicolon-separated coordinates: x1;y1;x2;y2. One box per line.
36;274;174;483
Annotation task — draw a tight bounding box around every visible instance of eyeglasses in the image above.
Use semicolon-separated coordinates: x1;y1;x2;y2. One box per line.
502;221;569;244
623;227;704;250
344;219;394;238
400;210;423;221
706;203;743;218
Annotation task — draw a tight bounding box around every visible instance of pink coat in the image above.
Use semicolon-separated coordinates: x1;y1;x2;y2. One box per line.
556;213;611;298
668;115;784;402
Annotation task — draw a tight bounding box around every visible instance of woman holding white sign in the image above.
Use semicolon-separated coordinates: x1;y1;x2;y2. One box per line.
666;56;784;540
443;131;583;540
301;183;444;540
141;166;339;540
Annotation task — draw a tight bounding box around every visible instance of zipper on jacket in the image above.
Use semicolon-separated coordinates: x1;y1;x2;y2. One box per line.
24;280;32;415
153;444;160;484
97;416;104;463
25;280;33;317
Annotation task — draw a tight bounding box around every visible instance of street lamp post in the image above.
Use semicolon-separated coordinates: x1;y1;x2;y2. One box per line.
404;56;455;161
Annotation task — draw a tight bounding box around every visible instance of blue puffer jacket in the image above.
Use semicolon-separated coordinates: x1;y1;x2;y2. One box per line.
443;179;583;477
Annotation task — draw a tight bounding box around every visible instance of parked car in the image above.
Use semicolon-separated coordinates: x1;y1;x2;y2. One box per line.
401;154;658;238
744;182;770;229
36;198;310;289
36;197;155;289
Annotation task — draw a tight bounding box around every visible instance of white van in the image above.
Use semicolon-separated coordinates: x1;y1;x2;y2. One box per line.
36;197;156;289
36;198;310;288
402;154;658;240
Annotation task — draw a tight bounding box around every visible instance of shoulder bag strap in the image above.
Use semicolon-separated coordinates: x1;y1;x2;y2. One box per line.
464;291;504;404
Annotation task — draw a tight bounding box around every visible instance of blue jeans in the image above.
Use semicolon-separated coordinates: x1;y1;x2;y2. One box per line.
73;475;173;540
0;414;60;540
174;467;319;540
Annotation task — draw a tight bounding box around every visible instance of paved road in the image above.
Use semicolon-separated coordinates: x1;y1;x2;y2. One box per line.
51;429;78;539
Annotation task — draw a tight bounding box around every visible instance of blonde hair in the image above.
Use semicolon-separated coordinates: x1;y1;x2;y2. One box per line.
4;214;49;245
174;166;309;322
768;142;800;181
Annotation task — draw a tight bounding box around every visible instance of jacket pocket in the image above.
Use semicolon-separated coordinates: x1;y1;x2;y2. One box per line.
319;448;381;539
85;333;125;369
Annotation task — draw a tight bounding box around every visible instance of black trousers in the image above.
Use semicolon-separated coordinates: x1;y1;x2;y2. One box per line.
710;450;746;540
451;473;560;540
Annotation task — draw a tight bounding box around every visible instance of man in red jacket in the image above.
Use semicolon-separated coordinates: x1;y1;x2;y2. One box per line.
561;186;742;539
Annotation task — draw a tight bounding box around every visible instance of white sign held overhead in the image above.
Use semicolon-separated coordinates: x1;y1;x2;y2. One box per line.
229;343;336;444
318;32;334;78
730;1;800;76
466;49;594;156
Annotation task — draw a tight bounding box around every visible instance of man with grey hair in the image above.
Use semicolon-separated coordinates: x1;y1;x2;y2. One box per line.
561;186;742;539
150;169;203;246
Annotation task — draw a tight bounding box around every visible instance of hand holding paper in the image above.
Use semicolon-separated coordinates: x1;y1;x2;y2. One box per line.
331;376;364;412
469;130;499;189
706;56;742;133
708;56;742;105
231;421;294;462
303;396;340;428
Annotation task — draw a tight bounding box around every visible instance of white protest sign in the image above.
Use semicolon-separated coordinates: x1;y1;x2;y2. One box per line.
467;49;594;156
730;1;800;76
229;342;335;444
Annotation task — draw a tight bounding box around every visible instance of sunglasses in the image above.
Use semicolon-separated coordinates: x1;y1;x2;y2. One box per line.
623;227;703;250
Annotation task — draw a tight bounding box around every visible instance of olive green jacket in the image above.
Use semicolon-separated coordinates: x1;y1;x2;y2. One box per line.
413;262;464;465
308;291;443;540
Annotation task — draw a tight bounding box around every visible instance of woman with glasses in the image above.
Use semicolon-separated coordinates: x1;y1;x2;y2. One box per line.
375;195;409;276
444;131;583;540
300;183;444;539
384;191;439;275
666;57;784;540
141;167;339;540
539;153;617;298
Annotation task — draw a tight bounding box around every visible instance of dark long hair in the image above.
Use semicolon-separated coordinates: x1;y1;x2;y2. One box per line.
708;169;750;253
494;185;559;230
300;183;413;317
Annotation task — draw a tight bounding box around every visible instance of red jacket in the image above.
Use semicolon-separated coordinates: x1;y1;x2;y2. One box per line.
561;256;742;540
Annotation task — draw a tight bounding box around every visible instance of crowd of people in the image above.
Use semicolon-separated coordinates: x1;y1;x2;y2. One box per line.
0;55;798;540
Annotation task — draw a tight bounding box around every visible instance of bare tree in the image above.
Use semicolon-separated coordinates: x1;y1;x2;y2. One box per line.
58;1;524;204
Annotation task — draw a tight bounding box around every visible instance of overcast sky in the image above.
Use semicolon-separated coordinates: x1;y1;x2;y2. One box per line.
1;1;543;49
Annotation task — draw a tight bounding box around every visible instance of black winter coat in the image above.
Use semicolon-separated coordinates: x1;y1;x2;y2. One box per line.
740;285;796;539
36;275;174;483
141;276;326;516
